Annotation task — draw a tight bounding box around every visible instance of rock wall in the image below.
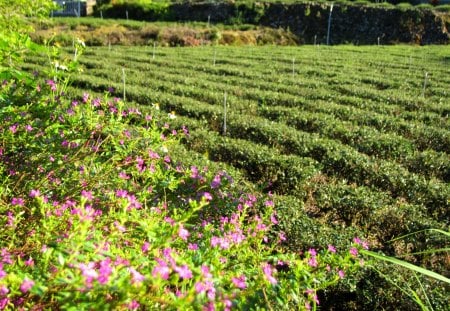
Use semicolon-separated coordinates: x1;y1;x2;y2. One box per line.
259;3;449;44
96;2;449;44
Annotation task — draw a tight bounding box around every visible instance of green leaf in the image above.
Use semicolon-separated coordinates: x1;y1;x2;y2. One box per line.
361;250;450;284
389;228;450;242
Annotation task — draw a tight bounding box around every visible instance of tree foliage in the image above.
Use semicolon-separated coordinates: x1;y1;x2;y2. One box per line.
0;0;55;77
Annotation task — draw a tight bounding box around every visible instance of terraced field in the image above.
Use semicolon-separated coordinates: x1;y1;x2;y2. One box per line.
25;44;449;306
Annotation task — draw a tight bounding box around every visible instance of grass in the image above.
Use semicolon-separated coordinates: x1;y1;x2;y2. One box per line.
32;17;298;47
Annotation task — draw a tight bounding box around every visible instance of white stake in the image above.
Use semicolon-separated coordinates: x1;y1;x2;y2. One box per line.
314;35;317;46
292;58;295;77
100;10;103;19
122;68;126;102
213;48;217;66
422;72;428;98
223;92;227;136
126;10;128;20
326;4;333;46
152;42;156;60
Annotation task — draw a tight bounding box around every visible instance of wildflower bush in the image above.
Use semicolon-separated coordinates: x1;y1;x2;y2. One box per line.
0;35;369;311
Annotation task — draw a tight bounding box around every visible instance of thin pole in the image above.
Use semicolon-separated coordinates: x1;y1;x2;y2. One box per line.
422;72;428;98
326;4;334;46
152;42;156;60
292;58;295;77
223;92;227;136
122;68;126;102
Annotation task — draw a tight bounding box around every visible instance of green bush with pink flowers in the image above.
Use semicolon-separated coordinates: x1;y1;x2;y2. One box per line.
0;65;366;311
0;12;367;308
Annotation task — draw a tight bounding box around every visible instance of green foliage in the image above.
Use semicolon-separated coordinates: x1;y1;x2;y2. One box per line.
0;65;365;311
20;42;450;309
0;0;55;84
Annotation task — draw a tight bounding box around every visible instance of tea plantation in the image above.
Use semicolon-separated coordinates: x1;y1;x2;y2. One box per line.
20;43;450;309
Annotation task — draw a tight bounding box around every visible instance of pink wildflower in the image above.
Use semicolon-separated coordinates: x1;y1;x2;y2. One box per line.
29;189;40;198
328;244;336;253
119;171;130;179
270;213;278;225
152;260;170;280
0;285;8;295
11;197;24;206
191;166;199;179
20;278;34;293
178;225;190;241
278;232;286;242
188;243;198;251
210;236;220;248
174;265;193;279
362;241;369;250
6;212;13;227
308;256;318;268
0;298;9;309
8;124;18;134
265;200;274;207
98;258;112;285
114;221;126;232
201;265;212;279
115;189;128;198
350;247;358;257
81;190;93;201
127;194;142;210
148;150;160;159
79;262;98;287
262;263;277;285
82;92;89;103
0;264;6;279
128;300;140;310
210;174;221;189
141;242;150;253
24;257;34;267
231;275;247;289
129;267;145;285
46;79;57;91
136;157;145;173
202;192;213;201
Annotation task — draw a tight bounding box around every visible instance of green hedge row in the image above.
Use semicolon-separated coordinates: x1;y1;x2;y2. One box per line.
68;73;449;222
258;106;450;181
